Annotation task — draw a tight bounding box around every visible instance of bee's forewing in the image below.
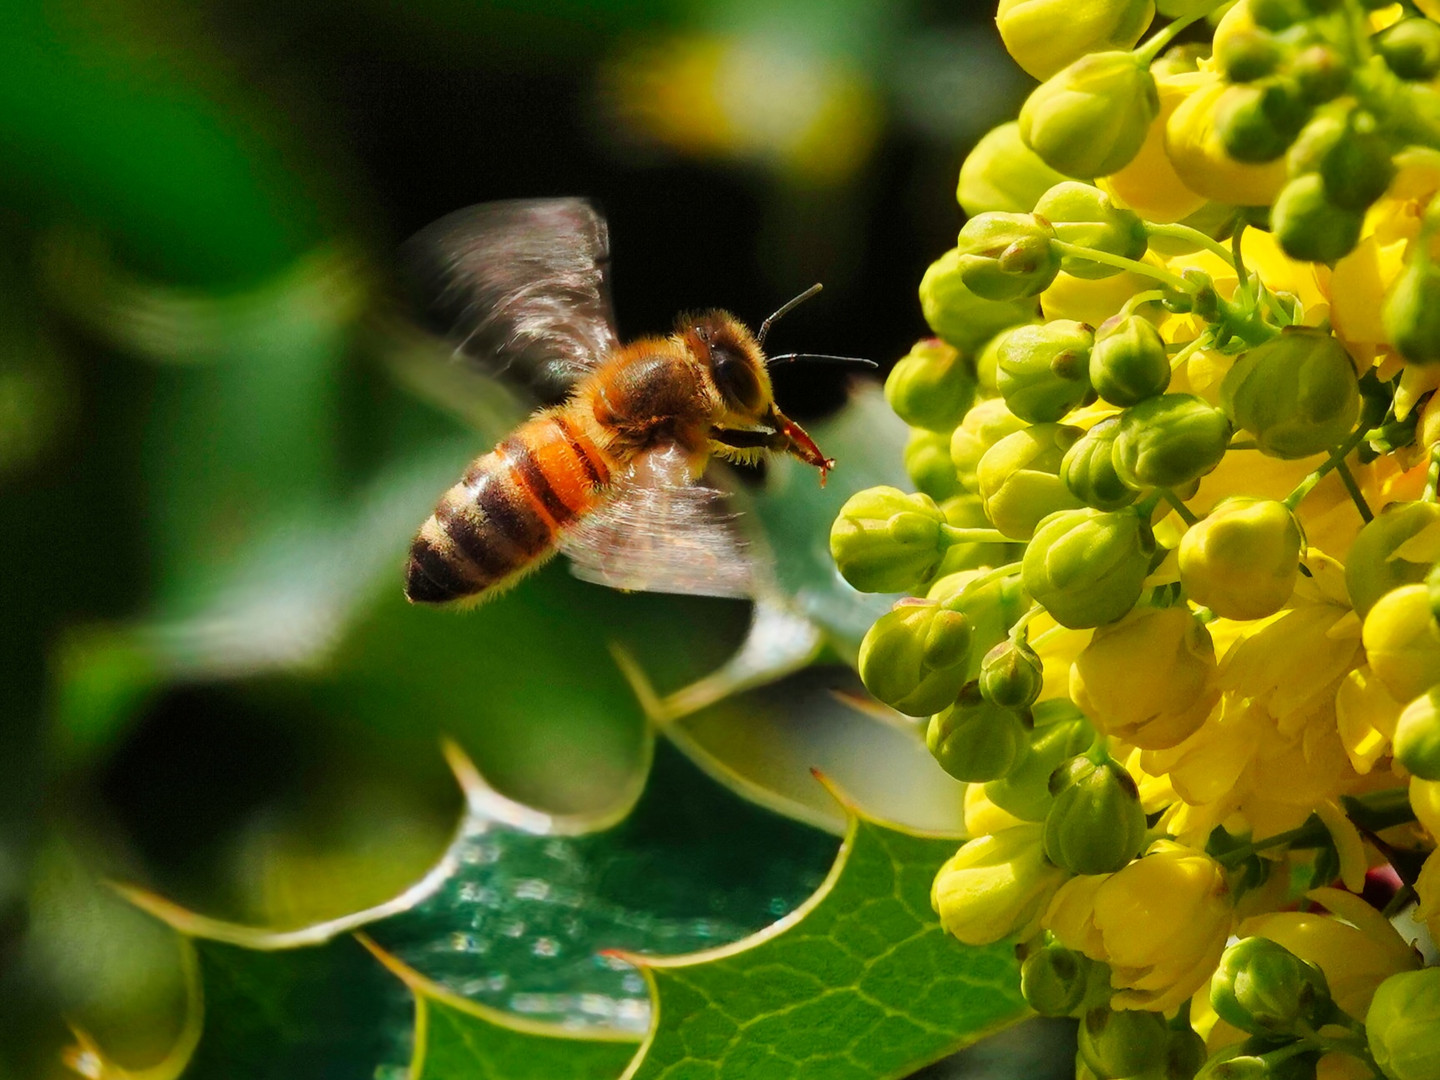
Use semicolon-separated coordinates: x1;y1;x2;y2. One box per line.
557;445;761;600
401;198;619;404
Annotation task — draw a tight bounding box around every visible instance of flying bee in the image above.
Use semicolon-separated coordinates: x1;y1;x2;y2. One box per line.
401;197;870;606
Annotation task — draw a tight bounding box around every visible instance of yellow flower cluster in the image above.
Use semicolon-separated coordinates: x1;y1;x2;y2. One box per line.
836;1;1440;1076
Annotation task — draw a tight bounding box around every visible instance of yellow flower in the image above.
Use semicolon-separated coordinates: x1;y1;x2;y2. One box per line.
932;823;1068;945
1336;665;1406;774
1418;849;1440;947
1071;606;1219;749
1099;70;1208;223
1330;234;1409;352
1040;267;1152;327
1044;840;1233;1012
1412;776;1440;838
1164;73;1288;207
963;782;1027;837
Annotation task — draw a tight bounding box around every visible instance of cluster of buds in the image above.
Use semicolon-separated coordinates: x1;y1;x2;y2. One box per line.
832;2;1440;1077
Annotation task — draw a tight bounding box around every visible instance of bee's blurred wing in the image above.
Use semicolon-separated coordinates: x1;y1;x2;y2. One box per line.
558;446;761;600
402;198;618;404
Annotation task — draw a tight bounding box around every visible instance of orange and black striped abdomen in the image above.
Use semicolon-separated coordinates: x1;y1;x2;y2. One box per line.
405;410;613;604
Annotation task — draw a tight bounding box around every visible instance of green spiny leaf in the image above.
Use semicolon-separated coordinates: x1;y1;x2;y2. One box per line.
621;814;1026;1080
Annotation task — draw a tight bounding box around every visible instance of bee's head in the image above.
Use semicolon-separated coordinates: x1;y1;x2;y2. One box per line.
681;310;773;421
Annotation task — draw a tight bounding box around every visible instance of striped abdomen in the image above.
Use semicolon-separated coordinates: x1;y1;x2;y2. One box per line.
405;410;613;604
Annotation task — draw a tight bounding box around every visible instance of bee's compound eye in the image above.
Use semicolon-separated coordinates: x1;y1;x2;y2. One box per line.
710;344;763;414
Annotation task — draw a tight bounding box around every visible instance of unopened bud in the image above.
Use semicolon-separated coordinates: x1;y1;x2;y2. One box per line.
1272;174;1363;263
1179;497;1303;621
996;0;1155;81
1384;253;1440;365
951;395;1028;491
932;823;1066;945
959;121;1072;217
1043;756;1147;875
1022;507;1156;628
1376;18;1440;82
1090;314;1170;406
831;486;949;593
1367;969;1440;1080
978;422;1086;539
1216;28;1284;83
955;212;1062;302
1345;501;1440;617
905;428;964;501
987;700;1094;821
1061;417;1140;511
859;599;974;717
1362;584;1440;704
1394;685;1440;782
886;339;977;433
1112;393;1232;489
921;249;1040;354
1079;1007;1171;1080
1221;328;1359;459
997;320;1096;423
980;638;1045;709
1211;936;1334;1038
1020;51;1159;179
1215;79;1309;163
1033;181;1148;279
927;688;1030;783
1022;943;1110;1017
1317;117;1394;212
1290;44;1349;106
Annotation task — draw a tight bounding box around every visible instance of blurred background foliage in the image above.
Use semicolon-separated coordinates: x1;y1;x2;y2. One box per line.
0;0;1034;1076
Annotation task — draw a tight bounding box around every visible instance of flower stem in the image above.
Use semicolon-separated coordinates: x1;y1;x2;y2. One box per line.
940;561;1022;612
1052;240;1193;292
1146;222;1236;267
1136;10;1211;65
940;526;1011;546
1160;488;1199;526
1282;423;1373;511
1120;289;1168;319
1335;459;1373;523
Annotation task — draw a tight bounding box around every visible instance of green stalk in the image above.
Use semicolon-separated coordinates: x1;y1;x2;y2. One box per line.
1052;240;1193;292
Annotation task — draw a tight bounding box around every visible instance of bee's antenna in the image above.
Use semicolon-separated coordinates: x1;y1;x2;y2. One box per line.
766;353;878;370
757;283;823;346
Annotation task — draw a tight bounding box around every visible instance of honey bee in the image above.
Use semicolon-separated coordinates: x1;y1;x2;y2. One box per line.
401;198;863;606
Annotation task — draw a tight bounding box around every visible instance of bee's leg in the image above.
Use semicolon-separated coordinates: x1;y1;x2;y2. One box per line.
711;428;789;452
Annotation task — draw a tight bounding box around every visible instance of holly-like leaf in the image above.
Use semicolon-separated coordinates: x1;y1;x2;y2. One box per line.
619;805;1025;1080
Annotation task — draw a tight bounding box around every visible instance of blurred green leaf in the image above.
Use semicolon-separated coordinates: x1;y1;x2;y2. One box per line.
624;811;1026;1080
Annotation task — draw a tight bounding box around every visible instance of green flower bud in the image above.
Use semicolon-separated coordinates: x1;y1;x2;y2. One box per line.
1062;418;1140;511
1248;0;1307;30
1198;1046;1319;1080
1318;119;1394;213
1078;1007;1171;1080
1376;18;1440;82
905;428;964;501
959;121;1072;217
1023;507;1156;629
886;338;977;433
934;495;1022;577
987;699;1094;821
1215;79;1309;164
980;638;1045;709
927;688;1030;783
1166;1028;1208;1080
921;249;1041;354
1345;501;1440;617
1367;969;1440;1080
955;212;1063;302
1090;315;1171;406
1272;174;1363;263
1179;497;1303;620
1019;51;1159;180
1286;110;1347;177
997;321;1096;423
1394;685;1440;781
1383;252;1440;365
975;333;1004;394
1210;937;1334;1038
831;486;949;593
1221;329;1360;458
1113;394;1232;489
859;599;975;717
951;395;1029;491
1364;585;1440;704
1021;943;1109;1018
978;423;1086;539
1289;44;1350;106
1430;562;1440;624
996;0;1155;82
1043;756;1147;875
1216;27;1284;83
932;823;1066;946
1033;181;1148;279
927;567;1029;681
